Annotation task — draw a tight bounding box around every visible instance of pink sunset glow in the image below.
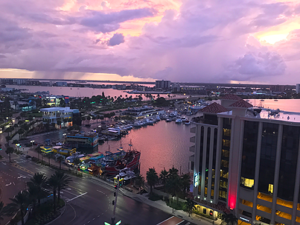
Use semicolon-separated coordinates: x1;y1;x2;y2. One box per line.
0;0;299;83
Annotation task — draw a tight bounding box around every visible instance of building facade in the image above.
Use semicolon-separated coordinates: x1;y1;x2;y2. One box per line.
40;107;79;128
155;80;171;90
190;95;300;225
296;84;300;94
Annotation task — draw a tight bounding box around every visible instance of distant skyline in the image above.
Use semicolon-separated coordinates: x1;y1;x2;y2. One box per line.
0;0;299;84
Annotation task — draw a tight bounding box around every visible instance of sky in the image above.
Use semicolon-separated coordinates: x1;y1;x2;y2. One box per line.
0;0;300;84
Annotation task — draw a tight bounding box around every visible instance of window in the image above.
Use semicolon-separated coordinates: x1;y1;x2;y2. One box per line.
240;178;254;188
222;139;230;147
222;150;229;158
223;128;231;137
268;184;273;194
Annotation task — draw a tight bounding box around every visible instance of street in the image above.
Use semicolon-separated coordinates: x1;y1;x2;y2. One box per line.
0;154;196;225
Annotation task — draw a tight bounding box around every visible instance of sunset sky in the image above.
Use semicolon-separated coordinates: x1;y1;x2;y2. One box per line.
0;0;299;84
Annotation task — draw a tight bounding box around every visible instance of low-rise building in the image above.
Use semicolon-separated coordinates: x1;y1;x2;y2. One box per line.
40;107;79;128
64;131;98;151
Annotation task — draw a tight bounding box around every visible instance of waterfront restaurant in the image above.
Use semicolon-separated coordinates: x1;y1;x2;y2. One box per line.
40;107;79;128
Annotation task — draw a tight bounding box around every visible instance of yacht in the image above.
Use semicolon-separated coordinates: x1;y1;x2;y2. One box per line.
181;117;188;122
166;118;172;122
185;121;191;125
175;118;182;124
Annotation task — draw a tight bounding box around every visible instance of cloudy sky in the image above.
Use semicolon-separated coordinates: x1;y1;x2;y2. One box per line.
0;0;299;84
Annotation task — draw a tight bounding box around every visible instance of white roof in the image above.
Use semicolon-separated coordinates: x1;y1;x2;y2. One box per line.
40;107;74;112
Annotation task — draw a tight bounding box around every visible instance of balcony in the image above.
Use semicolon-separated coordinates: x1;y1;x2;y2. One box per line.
189;155;194;162
190;136;195;143
190;127;196;133
190;145;195;152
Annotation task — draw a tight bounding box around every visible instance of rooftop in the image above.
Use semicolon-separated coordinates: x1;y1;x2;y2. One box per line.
200;102;228;114
40;107;75;112
229;99;253;108
219;108;300;123
220;94;242;101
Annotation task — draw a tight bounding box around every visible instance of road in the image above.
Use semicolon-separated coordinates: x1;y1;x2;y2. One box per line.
0;155;196;225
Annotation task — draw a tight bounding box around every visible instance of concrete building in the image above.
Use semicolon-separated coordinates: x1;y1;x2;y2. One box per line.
40;107;79;128
296;84;300;94
155;80;171;90
190;94;300;225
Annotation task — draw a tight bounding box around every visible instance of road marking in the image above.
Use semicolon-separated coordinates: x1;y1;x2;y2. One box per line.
97;190;104;194
157;216;184;225
13;182;15;185
67;192;87;202
2;162;6;165
5;182;12;187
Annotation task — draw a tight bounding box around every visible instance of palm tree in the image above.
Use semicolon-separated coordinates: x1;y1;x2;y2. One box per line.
27;173;47;205
165;172;182;204
181;173;191;195
160;169;168;190
168;167;178;177
27;184;39;216
54;171;72;203
48;175;59;212
5;147;14;163
134;174;145;192
73;157;81;175
0;201;4;222
7;191;29;225
185;198;196;217
146;168;158;194
221;213;238;225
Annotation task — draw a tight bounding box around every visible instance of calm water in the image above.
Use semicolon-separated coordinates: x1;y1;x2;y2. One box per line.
248;99;300;113
98;121;193;177
6;85;171;99
30;120;193;177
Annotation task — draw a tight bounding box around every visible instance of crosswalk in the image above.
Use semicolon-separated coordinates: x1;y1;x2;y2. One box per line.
12;163;35;175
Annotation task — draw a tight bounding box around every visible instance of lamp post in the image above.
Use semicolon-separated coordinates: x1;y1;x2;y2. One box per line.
30;140;35;150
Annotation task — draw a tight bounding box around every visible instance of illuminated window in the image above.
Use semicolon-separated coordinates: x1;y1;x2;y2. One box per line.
222;149;229;158
257;192;273;202
221;160;228;168
276;211;292;220
241;199;253;207
257;204;271;213
276;199;293;208
241;177;254;188
223;128;231;137
268;184;273;194
222;139;230;147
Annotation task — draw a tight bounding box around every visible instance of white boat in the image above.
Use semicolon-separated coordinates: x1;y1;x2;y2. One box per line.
175;119;182;123
181;117;188;122
156;115;161;121
145;119;154;125
185;121;191;125
166;118;172;122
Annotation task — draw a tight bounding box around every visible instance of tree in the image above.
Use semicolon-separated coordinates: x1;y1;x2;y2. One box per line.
165;170;182;204
5;147;14;163
0;201;4;222
73;157;81;174
48;175;59;212
221;213;238;225
27;173;47;205
185;198;196;217
134;174;145;192
45;154;51;166
27;184;39;216
18;128;25;137
54;171;71;202
160;169;169;190
7;191;29;225
146;168;158;194
181;173;191;195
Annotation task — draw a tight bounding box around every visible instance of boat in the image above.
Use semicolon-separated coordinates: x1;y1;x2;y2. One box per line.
274;99;278;101
185;121;191;125
104;141;140;176
166;118;172;122
145;119;154;125
133;122;142;128
181;117;188;122
260;99;265;101
175;118;182;123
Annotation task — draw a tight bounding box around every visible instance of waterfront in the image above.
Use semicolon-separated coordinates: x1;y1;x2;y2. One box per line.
29;120;194;177
6;85;174;99
248;99;300;113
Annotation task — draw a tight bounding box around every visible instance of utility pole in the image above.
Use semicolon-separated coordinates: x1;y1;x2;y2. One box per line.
111;176;120;225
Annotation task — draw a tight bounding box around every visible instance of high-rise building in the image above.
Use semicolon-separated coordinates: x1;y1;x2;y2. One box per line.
296;84;300;94
155;80;171;89
190;94;300;225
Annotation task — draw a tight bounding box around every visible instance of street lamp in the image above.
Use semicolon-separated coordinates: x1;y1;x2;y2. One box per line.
30;140;35;149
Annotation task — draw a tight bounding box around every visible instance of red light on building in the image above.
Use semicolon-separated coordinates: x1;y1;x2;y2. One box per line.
229;195;236;210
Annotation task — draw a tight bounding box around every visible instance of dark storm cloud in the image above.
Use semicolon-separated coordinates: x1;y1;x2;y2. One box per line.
108;33;125;46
